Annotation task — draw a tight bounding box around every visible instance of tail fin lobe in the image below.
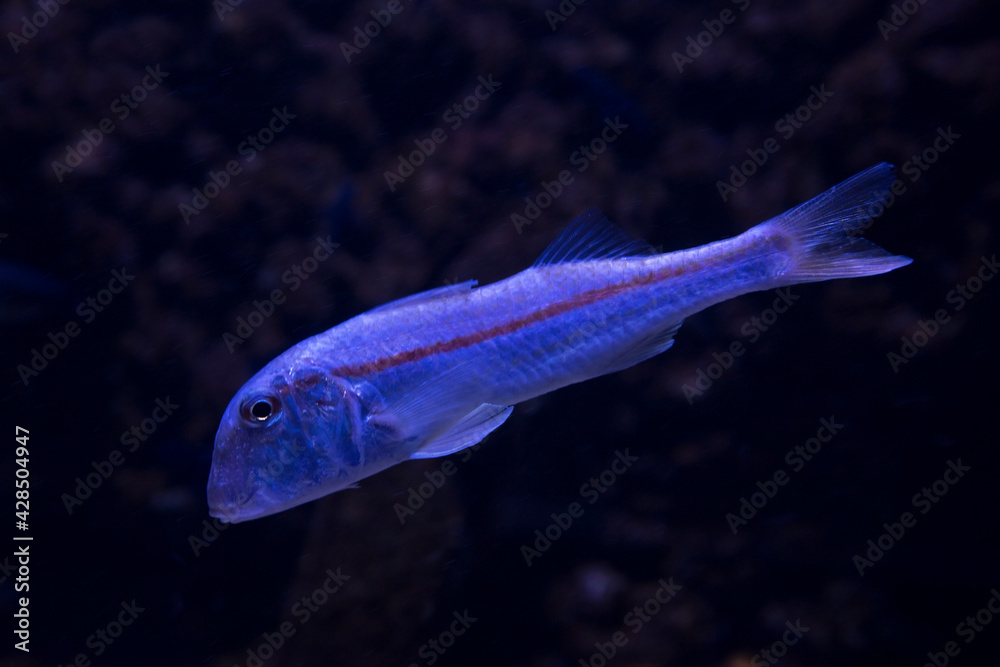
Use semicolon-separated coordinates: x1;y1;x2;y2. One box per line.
764;163;912;283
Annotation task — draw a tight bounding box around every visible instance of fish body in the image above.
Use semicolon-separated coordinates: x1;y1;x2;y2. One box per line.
208;163;910;522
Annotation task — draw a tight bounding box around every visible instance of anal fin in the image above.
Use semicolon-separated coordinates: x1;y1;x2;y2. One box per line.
602;320;684;375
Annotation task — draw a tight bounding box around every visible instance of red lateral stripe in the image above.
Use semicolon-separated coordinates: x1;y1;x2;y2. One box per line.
331;236;758;377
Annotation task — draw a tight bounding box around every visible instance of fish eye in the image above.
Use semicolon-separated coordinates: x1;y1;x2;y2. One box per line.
239;393;282;426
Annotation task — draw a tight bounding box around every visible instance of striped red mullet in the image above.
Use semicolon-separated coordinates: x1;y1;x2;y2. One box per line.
208;163;910;523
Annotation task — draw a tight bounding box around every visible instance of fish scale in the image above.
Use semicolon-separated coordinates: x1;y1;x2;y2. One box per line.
320;231;778;407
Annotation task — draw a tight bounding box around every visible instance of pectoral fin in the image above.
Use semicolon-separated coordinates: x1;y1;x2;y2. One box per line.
409;404;513;459
369;362;509;456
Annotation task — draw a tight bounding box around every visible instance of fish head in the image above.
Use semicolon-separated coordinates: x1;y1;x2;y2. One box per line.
208;363;369;523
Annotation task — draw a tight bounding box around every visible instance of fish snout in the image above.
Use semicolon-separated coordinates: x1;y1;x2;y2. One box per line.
206;465;256;523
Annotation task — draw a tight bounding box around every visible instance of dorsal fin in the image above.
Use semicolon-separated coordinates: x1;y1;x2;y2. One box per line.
368;280;477;314
532;208;658;267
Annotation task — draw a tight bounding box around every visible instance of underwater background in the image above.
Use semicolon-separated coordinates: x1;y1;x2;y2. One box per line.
2;0;999;665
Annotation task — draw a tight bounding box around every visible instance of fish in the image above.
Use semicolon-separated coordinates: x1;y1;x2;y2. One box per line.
208;162;910;523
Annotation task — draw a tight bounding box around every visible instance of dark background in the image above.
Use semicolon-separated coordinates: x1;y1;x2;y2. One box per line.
2;0;998;666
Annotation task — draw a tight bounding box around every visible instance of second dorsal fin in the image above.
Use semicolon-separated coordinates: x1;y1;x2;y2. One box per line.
532;208;658;267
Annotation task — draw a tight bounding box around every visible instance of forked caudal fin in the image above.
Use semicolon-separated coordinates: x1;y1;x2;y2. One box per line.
761;162;912;284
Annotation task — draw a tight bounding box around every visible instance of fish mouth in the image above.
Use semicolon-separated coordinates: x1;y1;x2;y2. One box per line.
208;502;265;524
208;476;348;523
207;489;254;524
206;465;259;523
206;471;309;524
207;488;300;523
209;501;295;524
